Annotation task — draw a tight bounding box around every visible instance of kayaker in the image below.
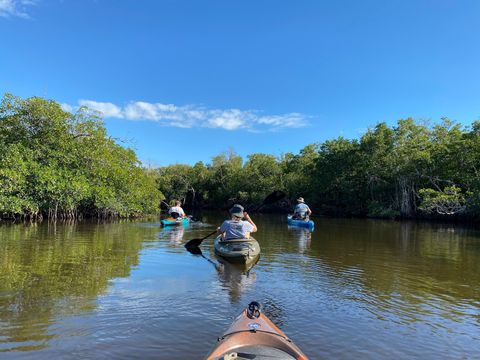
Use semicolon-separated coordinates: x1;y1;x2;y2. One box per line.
293;197;312;220
218;204;257;240
168;200;186;219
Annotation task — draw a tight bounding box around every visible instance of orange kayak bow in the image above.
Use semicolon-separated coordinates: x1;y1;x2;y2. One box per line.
205;302;309;360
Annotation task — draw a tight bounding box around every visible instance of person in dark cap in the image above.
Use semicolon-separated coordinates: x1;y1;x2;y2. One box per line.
217;204;257;240
293;197;312;220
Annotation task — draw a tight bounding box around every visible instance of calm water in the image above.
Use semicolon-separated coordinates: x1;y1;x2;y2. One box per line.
0;214;479;359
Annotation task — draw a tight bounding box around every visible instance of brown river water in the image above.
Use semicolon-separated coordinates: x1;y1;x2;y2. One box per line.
0;213;479;359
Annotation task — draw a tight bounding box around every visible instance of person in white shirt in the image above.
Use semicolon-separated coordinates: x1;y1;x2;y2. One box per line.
293;197;312;220
218;204;257;240
168;200;186;219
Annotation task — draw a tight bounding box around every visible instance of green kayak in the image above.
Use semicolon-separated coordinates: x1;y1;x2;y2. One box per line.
214;236;260;265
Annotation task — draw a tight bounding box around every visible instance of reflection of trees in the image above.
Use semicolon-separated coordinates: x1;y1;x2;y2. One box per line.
310;220;478;294
250;216;479;327
298;219;480;324
0;221;156;351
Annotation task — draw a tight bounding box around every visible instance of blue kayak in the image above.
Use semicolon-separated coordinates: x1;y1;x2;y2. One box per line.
287;215;314;230
161;217;189;227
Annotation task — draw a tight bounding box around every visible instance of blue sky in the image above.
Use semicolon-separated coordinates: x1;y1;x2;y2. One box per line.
1;0;479;166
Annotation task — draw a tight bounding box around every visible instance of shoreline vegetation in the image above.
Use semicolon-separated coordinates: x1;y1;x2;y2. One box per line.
0;94;162;220
1;94;480;222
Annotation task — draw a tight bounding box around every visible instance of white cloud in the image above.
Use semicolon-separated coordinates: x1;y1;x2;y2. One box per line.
65;99;309;131
0;0;36;18
79;99;124;118
256;113;307;128
207;109;249;130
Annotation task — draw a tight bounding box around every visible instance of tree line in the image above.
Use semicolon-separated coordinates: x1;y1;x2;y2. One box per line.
0;94;161;220
2;93;479;221
158;120;480;220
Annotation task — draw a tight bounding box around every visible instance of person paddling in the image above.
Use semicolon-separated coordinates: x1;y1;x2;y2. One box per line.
293;197;312;220
218;204;257;240
169;200;186;219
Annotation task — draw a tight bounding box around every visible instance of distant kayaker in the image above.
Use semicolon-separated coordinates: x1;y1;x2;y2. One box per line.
218;204;257;240
169;200;186;219
293;197;312;220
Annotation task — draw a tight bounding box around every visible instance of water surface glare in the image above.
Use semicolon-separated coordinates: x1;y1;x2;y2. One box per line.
0;215;479;359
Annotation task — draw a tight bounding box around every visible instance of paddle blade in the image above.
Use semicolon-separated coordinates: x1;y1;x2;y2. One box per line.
184;238;203;249
185;245;203;255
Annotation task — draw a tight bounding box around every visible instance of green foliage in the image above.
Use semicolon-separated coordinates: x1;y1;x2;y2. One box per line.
157;118;480;220
4;93;480;221
419;186;467;215
0;94;162;219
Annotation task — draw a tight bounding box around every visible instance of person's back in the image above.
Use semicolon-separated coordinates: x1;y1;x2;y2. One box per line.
219;204;257;240
293;197;311;219
168;201;185;219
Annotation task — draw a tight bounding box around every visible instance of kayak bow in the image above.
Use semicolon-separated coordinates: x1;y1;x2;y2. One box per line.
205;301;309;360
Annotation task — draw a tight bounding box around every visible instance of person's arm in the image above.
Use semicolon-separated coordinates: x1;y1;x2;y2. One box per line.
243;212;257;232
307;206;312;216
218;222;224;234
218;221;227;239
181;208;186;218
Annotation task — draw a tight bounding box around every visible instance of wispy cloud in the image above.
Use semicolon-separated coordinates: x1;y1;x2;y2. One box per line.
66;99;309;131
0;0;36;18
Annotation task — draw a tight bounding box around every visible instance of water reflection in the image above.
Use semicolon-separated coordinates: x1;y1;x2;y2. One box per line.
216;256;259;304
287;226;312;253
0;221;157;352
0;216;479;359
159;226;185;245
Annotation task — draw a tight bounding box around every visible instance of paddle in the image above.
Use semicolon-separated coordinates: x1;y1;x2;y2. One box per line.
185;244;222;271
252;190;286;212
184;229;218;249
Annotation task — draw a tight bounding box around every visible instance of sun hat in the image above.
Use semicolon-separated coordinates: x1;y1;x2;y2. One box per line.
296;197;305;203
229;204;244;218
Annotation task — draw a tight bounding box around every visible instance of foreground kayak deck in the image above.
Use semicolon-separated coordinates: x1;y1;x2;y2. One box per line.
287;216;314;230
160;217;189;226
214;236;260;265
205;302;308;360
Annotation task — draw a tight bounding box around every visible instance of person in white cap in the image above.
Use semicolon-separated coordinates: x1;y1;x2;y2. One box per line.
218;204;257;240
293;197;312;220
